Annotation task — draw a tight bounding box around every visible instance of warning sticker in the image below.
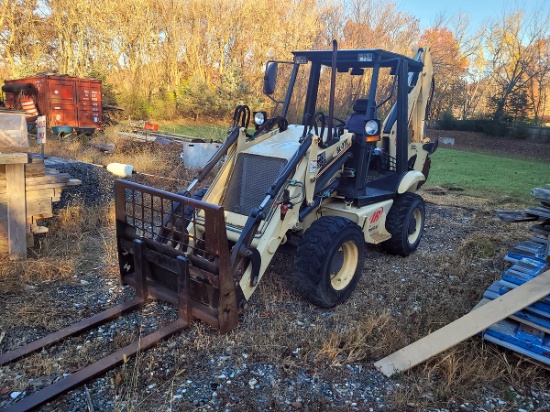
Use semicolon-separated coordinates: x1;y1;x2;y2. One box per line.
309;160;318;173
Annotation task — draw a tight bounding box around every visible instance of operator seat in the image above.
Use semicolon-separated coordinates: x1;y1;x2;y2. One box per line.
344;98;369;135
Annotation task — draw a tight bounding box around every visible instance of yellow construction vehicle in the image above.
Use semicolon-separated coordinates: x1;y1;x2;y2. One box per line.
121;41;436;327
1;41;435;411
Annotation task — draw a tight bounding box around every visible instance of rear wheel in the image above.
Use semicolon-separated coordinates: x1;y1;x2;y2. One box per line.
381;192;425;256
293;216;365;308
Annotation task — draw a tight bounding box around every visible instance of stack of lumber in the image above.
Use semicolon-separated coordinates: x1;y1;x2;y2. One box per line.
0;154;81;254
480;185;550;365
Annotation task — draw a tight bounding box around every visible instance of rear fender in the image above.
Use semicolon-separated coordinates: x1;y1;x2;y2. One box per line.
398;170;425;194
319;199;393;244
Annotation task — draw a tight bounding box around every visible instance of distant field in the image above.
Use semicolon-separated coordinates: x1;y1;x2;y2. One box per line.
158;122;227;141
427;147;549;201
156;122;548;202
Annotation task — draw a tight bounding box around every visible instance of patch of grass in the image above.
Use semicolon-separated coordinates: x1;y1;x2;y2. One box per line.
0;256;75;293
157;121;228;141
460;234;502;260
427;148;548;202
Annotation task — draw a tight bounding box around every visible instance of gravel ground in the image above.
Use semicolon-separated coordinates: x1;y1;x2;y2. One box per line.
0;135;549;411
48;160;117;207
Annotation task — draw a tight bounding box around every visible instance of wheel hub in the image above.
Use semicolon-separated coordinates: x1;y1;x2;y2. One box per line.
407;208;422;244
330;241;358;291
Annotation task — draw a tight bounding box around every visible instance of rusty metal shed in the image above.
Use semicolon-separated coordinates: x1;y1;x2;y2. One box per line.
2;75;103;130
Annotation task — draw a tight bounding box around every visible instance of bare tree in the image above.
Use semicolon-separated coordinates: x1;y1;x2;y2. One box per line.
487;8;550;123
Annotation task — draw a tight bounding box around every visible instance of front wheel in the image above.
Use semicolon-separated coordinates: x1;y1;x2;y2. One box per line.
381;192;425;256
293;216;365;308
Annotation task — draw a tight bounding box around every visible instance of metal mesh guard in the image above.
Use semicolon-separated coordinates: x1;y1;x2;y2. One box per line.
222;152;287;215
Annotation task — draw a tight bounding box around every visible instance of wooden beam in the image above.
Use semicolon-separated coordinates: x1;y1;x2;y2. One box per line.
374;269;550;376
0;179;81;196
6;162;27;259
0;130;21;147
0;153;29;165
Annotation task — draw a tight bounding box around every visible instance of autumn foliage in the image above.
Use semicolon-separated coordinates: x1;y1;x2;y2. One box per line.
0;0;548;125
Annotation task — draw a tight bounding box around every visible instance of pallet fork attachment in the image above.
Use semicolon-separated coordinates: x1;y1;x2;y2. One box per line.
0;180;239;411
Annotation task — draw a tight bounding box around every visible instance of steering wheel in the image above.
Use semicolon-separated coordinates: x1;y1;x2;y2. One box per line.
332;116;346;127
306;113;346;141
307;111;326;138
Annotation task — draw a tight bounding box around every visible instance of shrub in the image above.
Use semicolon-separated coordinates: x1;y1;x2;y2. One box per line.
507;124;530;140
438;111;456;130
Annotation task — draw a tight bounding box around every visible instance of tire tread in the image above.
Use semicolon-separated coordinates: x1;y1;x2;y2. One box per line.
294;216;363;307
382;192;424;256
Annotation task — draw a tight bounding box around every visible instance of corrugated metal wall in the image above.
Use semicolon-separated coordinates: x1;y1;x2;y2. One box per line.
3;75;103;130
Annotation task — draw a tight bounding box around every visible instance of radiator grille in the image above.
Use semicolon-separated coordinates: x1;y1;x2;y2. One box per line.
222;152;287;215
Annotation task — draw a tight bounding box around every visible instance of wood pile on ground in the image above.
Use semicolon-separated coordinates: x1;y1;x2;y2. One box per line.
0;153;81;255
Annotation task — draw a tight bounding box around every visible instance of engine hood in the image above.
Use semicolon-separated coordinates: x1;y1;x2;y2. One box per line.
242;124;304;159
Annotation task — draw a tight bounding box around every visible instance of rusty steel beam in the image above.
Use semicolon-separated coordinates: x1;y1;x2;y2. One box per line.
4;253;191;411
4;318;189;412
0;296;144;366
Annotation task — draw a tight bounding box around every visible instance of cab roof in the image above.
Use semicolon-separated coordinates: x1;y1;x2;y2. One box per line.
291;48;424;72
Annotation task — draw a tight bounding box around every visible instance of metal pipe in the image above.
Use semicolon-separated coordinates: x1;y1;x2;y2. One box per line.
327;40;338;142
281;63;300;119
396;59;408;174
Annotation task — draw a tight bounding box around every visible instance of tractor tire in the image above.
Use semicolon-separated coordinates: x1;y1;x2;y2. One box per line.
293;216;365;308
156;188;207;246
381;192;425;257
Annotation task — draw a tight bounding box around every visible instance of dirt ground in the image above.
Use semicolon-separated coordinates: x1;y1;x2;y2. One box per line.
0;131;549;411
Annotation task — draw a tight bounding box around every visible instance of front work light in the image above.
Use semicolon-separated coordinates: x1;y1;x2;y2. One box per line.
254;111;267;127
364;119;381;142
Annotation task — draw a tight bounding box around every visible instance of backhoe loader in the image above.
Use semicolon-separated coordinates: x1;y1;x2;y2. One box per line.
117;41;436;330
1;41;435;411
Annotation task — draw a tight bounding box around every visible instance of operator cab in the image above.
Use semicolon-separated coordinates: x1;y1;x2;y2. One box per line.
288;48;425;206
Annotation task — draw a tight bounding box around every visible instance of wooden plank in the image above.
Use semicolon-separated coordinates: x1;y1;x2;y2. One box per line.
0;206;54;222
495;210;538;223
0;130;22;147
27;198;53;217
30;179;81;190
0;153;29;165
0;179;80;196
24;188;56;200
526;206;550;220
483;329;550;367
6;163;27;259
0;173;71;186
475;297;550;335
24;162;46;176
374;269;550;376
0;188;55;202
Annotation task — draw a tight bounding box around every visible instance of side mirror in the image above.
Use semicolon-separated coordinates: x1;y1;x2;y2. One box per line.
263;62;278;95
